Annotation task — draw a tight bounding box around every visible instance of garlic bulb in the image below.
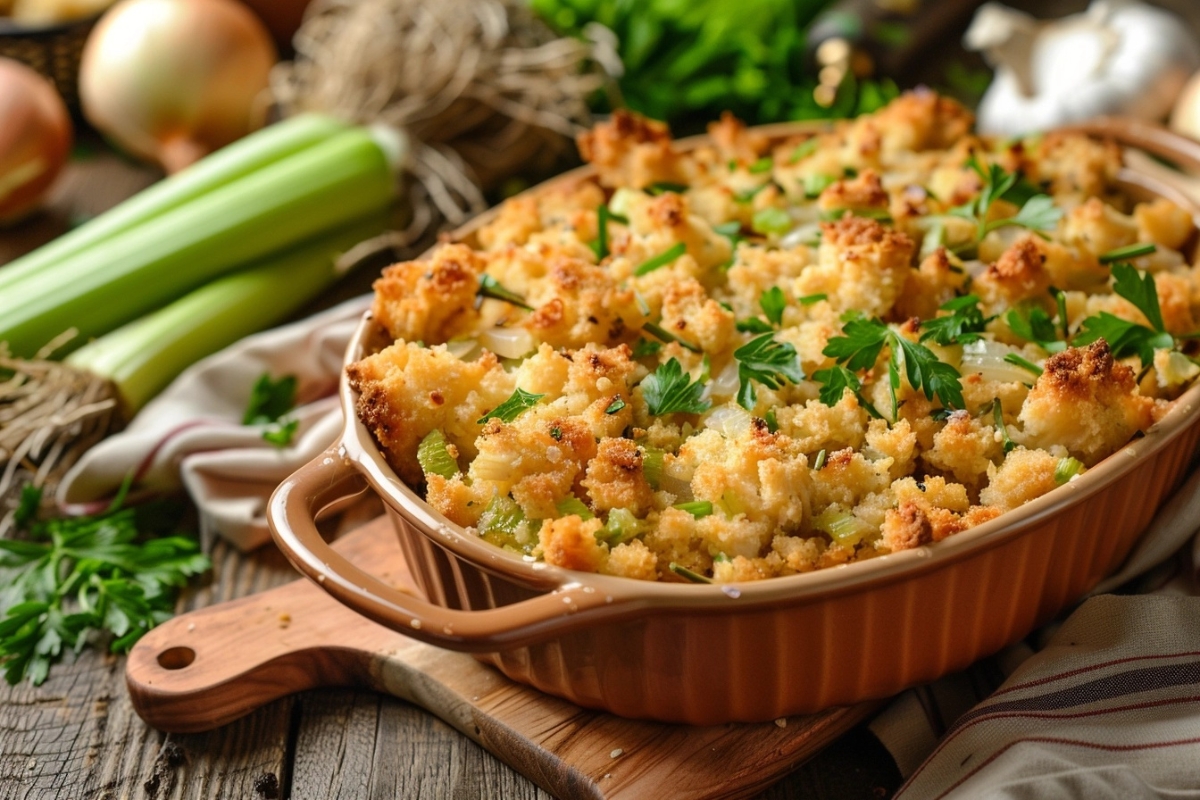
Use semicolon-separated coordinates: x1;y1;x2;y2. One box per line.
0;58;72;225
79;0;276;173
965;0;1200;136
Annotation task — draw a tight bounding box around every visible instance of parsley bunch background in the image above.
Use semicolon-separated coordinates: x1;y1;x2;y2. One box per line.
0;486;209;686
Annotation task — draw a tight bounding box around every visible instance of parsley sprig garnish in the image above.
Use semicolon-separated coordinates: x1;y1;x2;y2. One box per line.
1005;288;1069;353
641;358;711;416
244;373;300;447
736;287;789;334
1073;263;1174;365
919;295;991;346
820;313;964;418
477;388;545;424
734;333;804;409
0;485;209;685
948;156;1062;249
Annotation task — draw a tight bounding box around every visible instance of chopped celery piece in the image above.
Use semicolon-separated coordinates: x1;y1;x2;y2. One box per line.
717;490;745;518
641;445;664;489
478;495;533;553
813;507;869;546
1054;457;1085;485
416;430;458;480
669;562;712;583
599;508;641;546
674;500;713;519
555;496;594;520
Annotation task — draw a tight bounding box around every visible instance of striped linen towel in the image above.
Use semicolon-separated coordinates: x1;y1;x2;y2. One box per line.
874;467;1200;798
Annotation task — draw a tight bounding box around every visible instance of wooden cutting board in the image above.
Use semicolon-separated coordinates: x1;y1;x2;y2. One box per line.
126;517;880;800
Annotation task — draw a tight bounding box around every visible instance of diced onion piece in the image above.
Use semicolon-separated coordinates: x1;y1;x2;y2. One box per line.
416;429;458;480
1158;349;1200;388
445;338;480;360
961;340;1038;384
707;360;741;399
703;403;752;438
608;187;640;220
480;326;535;359
812;506;871;546
780;222;822;249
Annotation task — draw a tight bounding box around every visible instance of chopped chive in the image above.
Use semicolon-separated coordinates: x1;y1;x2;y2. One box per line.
993;398;1017;453
591;205;612;260
789;139;819;163
930;408;954;421
713;220;742;241
605;398;626;414
631;337;662;357
1003;352;1043;376
734;183;769;203
736;317;774;334
669;562;712;584
749;157;773;174
634;242;687;276
803;173;835;199
643;321;701;353
1050;286;1069;339
648;181;688;195
764;407;778;432
640;445;664;489
812;449;827;470
1054;456;1085;485
549;426;562;440
1099;242;1156;264
674;500;713;518
798;293;828;306
818;207;892;223
479;275;533;311
633;288;651;317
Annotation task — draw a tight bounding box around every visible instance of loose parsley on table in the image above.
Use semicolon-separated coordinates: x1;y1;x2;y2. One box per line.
244;373;300;447
0;485;209;686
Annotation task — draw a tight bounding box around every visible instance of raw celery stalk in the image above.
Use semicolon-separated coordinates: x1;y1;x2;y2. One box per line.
0;114;348;294
64;214;387;416
1;127;399;359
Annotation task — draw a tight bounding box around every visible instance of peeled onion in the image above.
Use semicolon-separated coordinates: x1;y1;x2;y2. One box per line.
0;58;72;225
480;326;536;359
79;0;277;173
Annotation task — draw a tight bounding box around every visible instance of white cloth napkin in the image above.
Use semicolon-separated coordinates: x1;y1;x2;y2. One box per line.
57;296;369;551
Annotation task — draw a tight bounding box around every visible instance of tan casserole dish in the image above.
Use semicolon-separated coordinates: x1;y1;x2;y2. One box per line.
269;119;1200;725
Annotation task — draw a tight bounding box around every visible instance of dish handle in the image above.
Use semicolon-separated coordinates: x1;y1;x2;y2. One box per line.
268;450;631;652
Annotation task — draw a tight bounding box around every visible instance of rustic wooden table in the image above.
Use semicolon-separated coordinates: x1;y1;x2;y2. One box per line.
0;147;903;800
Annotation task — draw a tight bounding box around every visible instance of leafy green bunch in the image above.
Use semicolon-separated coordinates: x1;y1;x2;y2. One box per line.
530;0;898;127
947;156;1062;253
0;485;209;685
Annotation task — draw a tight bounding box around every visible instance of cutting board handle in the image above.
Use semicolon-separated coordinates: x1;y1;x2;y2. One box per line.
268;449;627;652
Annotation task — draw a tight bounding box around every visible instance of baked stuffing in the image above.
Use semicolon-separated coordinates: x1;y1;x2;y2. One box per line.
348;90;1198;583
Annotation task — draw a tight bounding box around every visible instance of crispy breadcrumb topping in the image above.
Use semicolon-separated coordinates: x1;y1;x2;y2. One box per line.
349;92;1196;583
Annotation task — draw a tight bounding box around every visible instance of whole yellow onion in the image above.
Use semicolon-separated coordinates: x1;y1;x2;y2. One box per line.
79;0;277;173
0;58;72;225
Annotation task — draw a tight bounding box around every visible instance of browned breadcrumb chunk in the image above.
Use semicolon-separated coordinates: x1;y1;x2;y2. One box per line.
371;243;484;343
975;237;1051;307
539;515;605;572
881;501;933;552
818;170;889;213
582;438;655;515
576;109;686;189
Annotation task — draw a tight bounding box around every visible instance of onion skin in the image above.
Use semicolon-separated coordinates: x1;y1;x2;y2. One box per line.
79;0;277;173
0;58;72;226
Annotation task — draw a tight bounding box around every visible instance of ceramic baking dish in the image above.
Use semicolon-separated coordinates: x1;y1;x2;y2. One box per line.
269;118;1200;725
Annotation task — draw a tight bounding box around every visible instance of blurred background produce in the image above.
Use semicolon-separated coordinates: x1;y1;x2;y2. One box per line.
79;0;277;173
0;57;71;224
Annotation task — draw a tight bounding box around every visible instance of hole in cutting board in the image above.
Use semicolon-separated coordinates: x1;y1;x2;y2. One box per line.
157;647;196;670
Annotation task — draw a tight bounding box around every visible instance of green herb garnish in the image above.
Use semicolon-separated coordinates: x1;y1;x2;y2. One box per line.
810;365;882;419
790;139;819;163
634;242;687;276
674;500;713;518
736;317;774;334
632;337;663;358
1099;242;1156;264
647;182;688;195
244;373;299;447
993;398;1017;453
749;157;773;174
642;321;702;353
919;294;990;346
1072;263;1173;365
641;358;711;416
1005;305;1067;353
734;333;804;409
556;496;594;520
669;562;712;583
605;398;627;414
948;156;1062;246
760;287;787;326
1004;353;1043;377
803;173;836;199
0;486;209;685
799;293;827;306
751;207;791;235
477;388;545;424
478;274;533;311
1054;457;1085;484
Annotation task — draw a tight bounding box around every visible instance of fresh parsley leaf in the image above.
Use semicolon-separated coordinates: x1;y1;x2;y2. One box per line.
605;398;626;414
262;418;299;448
822;313;889;372
789;139;818;163
713;221;743;241
810;366;883;419
478;388;545;424
634;242;687;276
1005;194;1062;234
13;486;40;530
893;336;965;410
759;287;787;326
631;338;662;358
919;294;990;346
244;373;296;425
949;155;1062;246
736;317;774;334
1073;313;1172;366
1111;262;1165;332
641;358;711;416
1099;242;1156;264
751;207;791;235
798;293;827;306
819;207;892;223
803;173;836;198
0;495;208;685
734;183;769;203
734;334;804;409
1005;307;1066;353
478;275;533;311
